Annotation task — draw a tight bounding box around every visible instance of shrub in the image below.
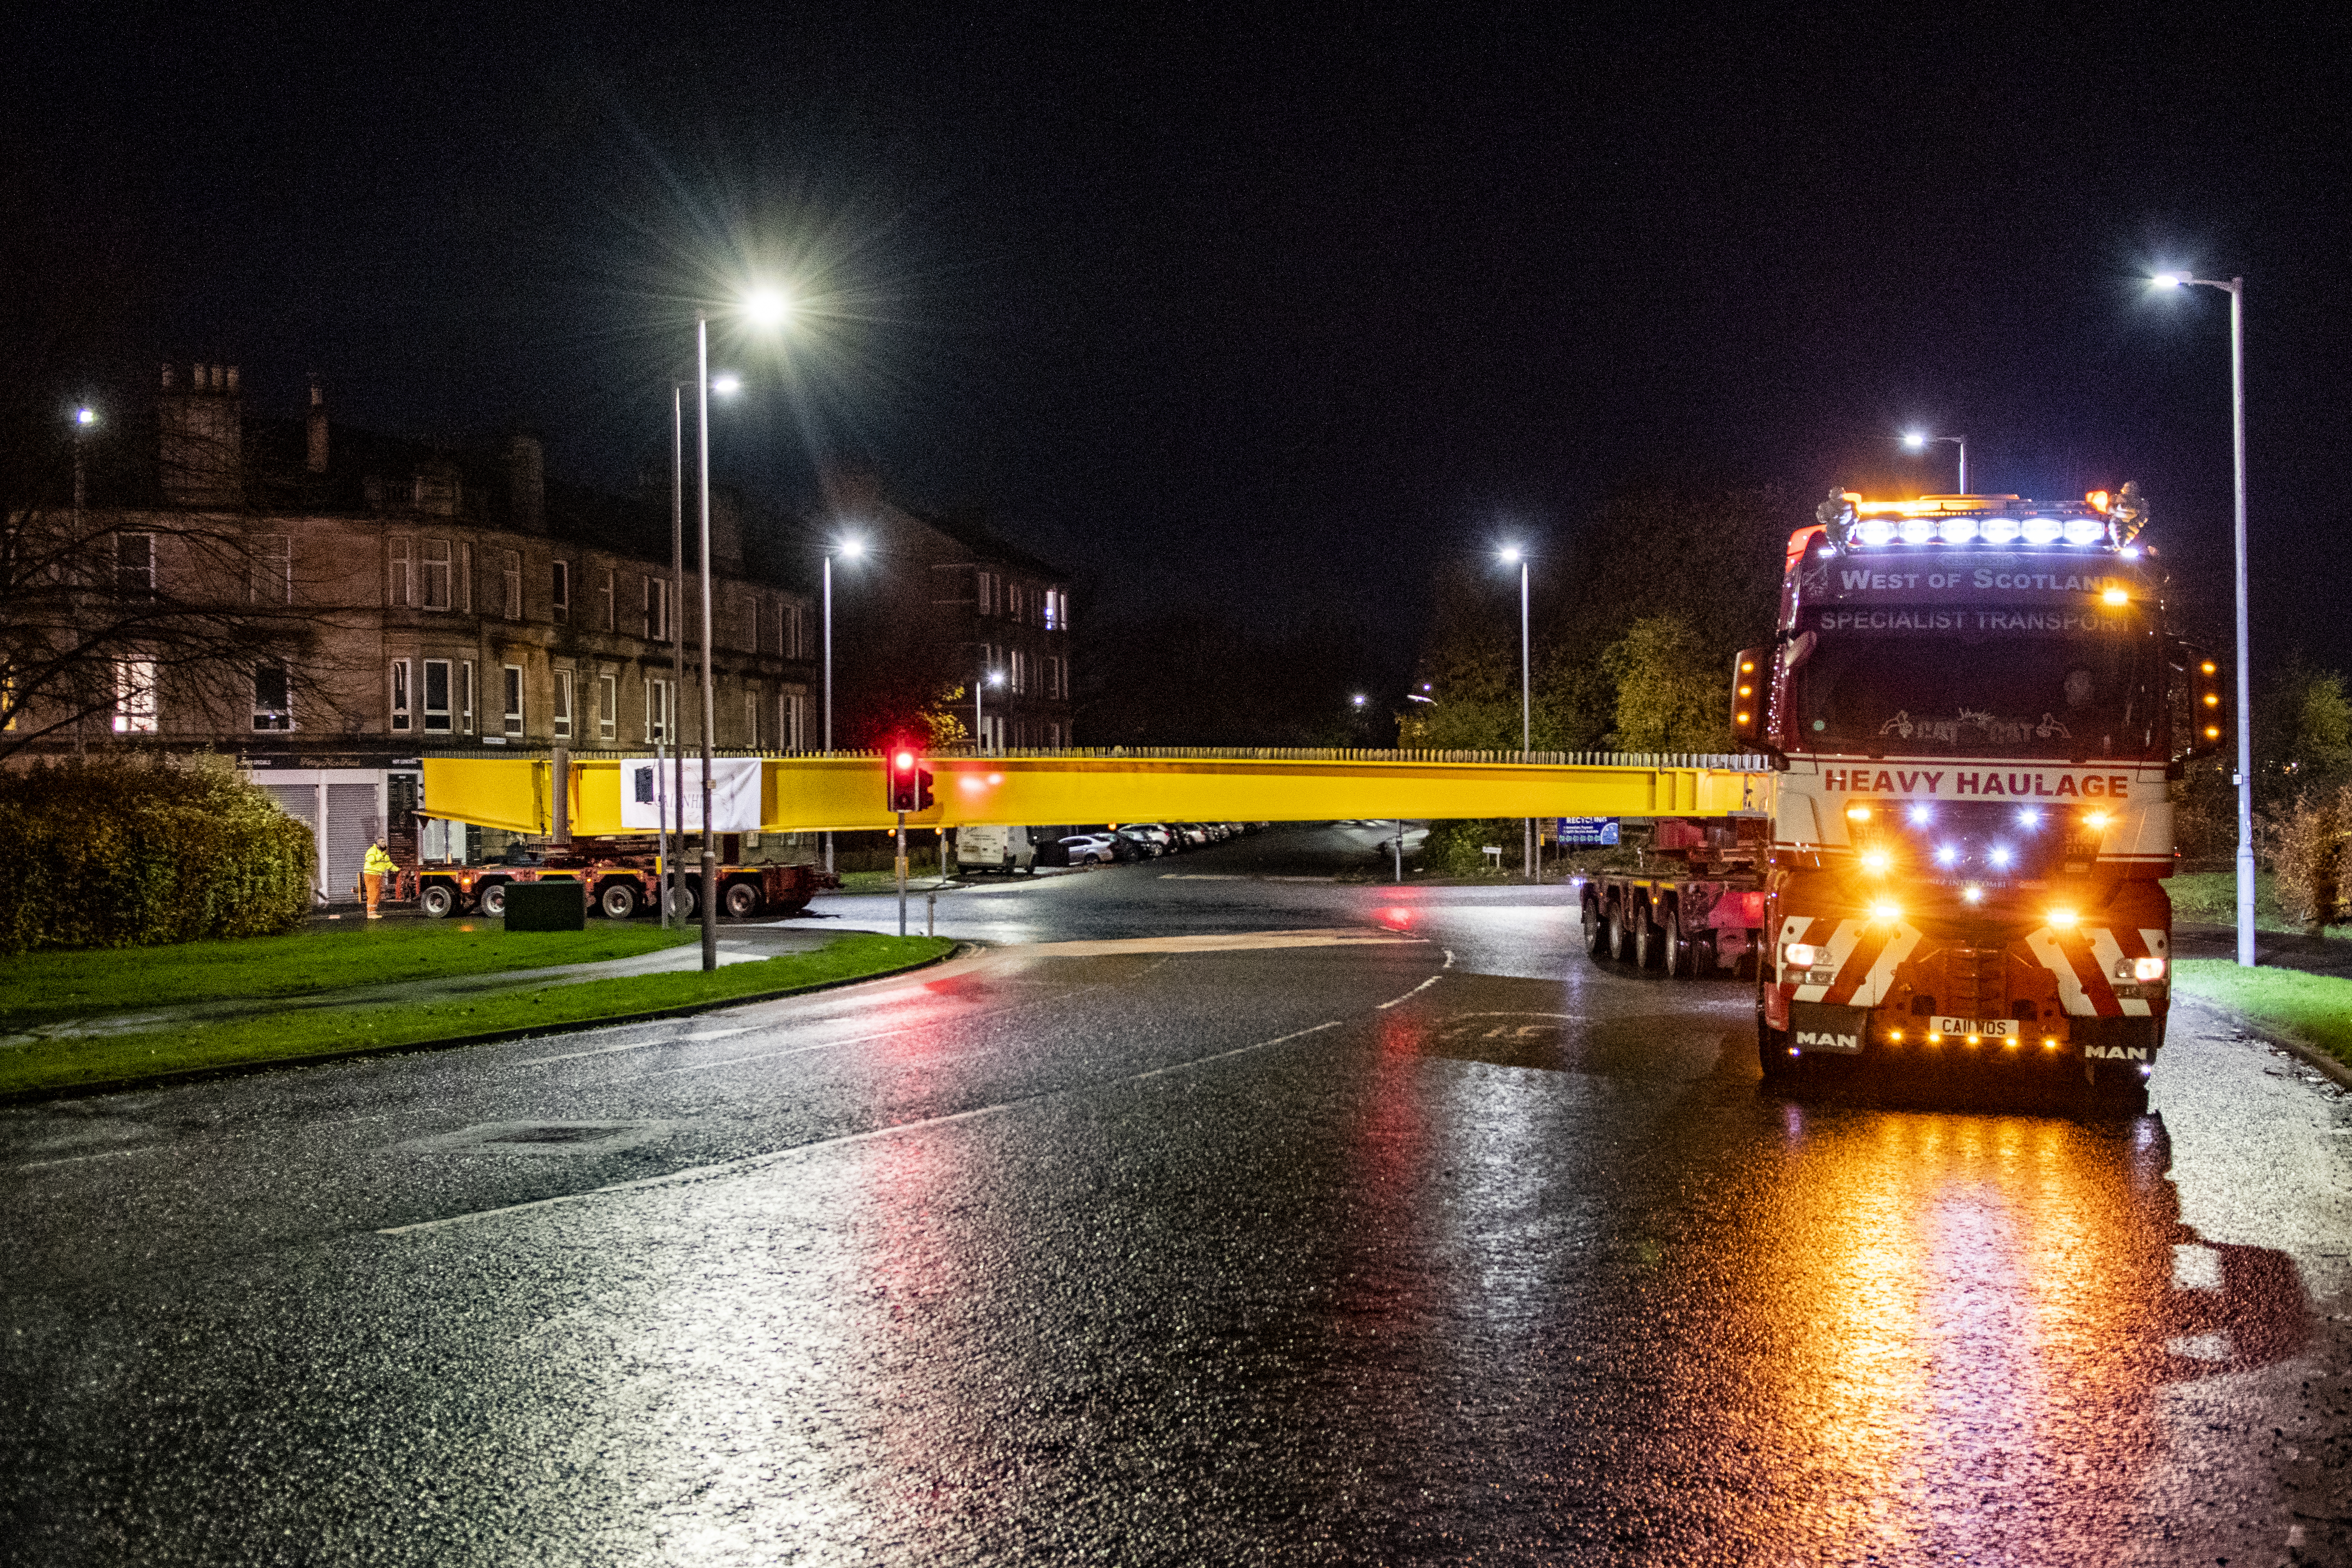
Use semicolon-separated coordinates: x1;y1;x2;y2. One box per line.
0;756;314;954
1420;819;1522;876
2263;783;2352;931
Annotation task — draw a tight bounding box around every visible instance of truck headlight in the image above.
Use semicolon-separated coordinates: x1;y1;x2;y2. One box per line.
2119;956;2166;982
1784;943;1818;969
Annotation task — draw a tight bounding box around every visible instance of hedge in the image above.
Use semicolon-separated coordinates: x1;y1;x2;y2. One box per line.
0;756;314;954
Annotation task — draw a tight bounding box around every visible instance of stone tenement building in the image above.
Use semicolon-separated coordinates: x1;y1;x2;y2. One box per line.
38;362;823;899
24;364;1075;901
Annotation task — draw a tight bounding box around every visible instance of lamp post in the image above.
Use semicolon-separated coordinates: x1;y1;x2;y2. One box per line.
1900;430;1968;494
821;535;864;874
666;371;740;931
975;667;1004;751
2153;270;2254;967
71;405;95;510
1500;544;1531;879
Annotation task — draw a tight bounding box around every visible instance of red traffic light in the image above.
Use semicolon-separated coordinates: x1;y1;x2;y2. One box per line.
885;742;928;813
893;749;915;772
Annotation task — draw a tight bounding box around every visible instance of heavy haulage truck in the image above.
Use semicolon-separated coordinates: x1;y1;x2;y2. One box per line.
1577;487;2224;1108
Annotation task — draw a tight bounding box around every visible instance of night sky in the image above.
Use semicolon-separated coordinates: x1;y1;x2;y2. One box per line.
9;5;2348;678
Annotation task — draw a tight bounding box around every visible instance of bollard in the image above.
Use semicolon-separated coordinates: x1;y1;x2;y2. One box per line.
927;886;936;938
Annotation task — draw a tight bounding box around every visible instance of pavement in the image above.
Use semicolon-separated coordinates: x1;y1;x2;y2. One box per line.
4;823;2348;1565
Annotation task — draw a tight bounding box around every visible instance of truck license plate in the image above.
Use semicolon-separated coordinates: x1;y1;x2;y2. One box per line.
1931;1016;2017;1038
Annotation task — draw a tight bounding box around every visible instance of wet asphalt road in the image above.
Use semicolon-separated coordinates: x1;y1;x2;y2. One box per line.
5;826;2351;1565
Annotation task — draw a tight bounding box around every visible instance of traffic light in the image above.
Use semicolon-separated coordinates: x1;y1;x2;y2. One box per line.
887;744;921;813
916;762;935;812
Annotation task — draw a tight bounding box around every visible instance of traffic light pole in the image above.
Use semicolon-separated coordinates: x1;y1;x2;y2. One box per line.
896;811;909;937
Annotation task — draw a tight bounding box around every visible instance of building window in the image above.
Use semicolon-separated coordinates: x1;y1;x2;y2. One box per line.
389;659;412;732
116;533;154;597
644;576;669;642
744;688;759;747
459;661;474;733
552;561;569;623
553;669;573;739
976;568;998;617
503;665;524;736
253;665;292;731
421;538;451;610
112;658;156;733
252;534;290;604
423;659;452;732
1009;648;1029;695
645;677;670;742
1005;581;1023;624
1046;721;1062;749
1045;589;1068;630
458;542;473;613
388;535;414;607
782;690;806;751
598;673;617;741
784;601;807;660
503;551;522;621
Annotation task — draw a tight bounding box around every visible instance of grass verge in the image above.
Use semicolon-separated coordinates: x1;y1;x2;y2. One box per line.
2173;959;2352;1069
0;934;955;1099
0;921;695;1031
2166;870;2351;938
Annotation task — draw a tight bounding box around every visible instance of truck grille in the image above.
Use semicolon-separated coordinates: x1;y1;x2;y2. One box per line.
1943;946;2006;1018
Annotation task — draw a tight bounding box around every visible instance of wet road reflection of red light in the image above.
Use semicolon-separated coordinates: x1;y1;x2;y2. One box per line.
1377;907;1415;930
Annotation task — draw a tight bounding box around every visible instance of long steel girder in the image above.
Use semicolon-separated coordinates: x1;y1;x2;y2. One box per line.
418;751;1776;836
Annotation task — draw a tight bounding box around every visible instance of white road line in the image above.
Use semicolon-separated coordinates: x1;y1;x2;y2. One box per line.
377;1019;1346;1237
1376;976;1442;1010
1443;949;1456;968
513;1026;751;1067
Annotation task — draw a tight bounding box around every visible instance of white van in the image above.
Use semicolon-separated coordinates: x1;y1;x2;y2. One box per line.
955;824;1036;874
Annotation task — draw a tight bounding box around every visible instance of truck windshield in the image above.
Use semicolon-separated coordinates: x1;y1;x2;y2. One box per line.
1790;624;2160;759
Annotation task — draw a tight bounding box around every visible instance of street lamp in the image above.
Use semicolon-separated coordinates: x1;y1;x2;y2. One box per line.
665;370;740;929
1900;430;1968;494
821;535;863;874
976;667;1004;751
1500;544;1532;878
2152;269;2254;966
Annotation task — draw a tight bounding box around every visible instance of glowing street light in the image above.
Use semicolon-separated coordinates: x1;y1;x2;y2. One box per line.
1499;542;1532;878
2151;268;2254;965
1900;429;1968;493
744;288;791;328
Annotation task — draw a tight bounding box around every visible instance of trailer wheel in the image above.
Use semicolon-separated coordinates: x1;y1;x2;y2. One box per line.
477;881;509;919
666;880;698;920
1582;896;1607;961
1758;1019;1799;1085
1605;897;1634;962
598;880;641;920
1633;900;1664;969
723;881;763;919
1660;904;1691;978
418;883;456;920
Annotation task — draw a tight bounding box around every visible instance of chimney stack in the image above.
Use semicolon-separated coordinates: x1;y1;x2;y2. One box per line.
159;360;244;508
506;432;545;534
306;379;329;474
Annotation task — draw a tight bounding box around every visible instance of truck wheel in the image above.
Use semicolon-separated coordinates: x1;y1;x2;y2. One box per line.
1758;1019;1799;1085
419;883;456;920
1605;898;1633;962
1661;906;1690;978
1634;903;1663;969
1583;896;1607;960
599;881;641;920
478;881;509;919
667;881;698;920
723;881;763;918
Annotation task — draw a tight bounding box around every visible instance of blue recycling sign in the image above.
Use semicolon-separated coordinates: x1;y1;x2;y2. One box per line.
1556;817;1619;846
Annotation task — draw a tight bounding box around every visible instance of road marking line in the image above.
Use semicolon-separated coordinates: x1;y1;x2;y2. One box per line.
1376;976;1442;1010
13;1144;174;1171
513;1026;750;1066
1006;930;1420;957
376;1019;1346;1237
1443;949;1455;968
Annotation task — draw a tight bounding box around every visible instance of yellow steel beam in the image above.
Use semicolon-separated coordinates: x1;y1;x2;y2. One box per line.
424;751;1775;836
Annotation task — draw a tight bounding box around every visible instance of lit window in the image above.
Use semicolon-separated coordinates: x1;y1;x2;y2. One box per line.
112;658;156;733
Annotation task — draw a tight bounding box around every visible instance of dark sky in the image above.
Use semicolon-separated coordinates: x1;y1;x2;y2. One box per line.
9;4;2348;677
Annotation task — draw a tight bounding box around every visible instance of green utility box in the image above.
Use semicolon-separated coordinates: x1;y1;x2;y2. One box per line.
503;879;585;931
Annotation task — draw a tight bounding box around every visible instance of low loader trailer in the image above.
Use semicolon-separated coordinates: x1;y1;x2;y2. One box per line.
409;840;837;922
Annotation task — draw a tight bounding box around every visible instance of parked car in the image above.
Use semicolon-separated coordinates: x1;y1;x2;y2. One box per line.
1116;826;1167;857
1055;834;1117;866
